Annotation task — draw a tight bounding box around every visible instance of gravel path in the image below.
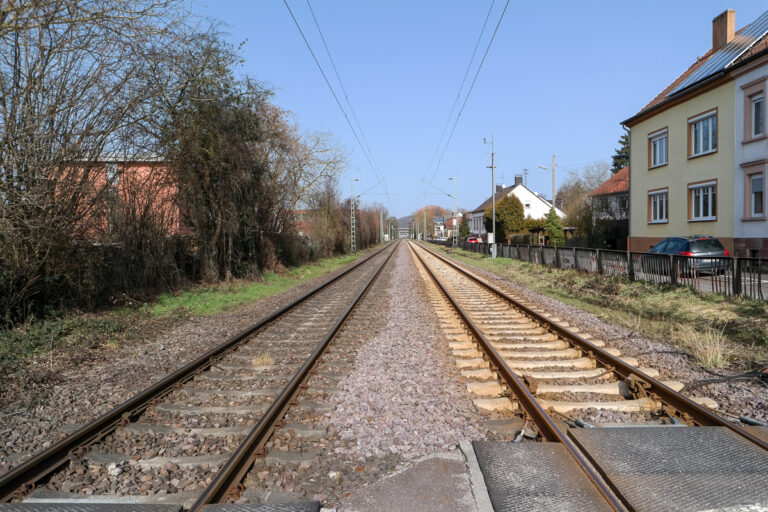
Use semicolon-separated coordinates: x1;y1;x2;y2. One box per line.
330;244;487;461
438;249;768;422
0;254;376;477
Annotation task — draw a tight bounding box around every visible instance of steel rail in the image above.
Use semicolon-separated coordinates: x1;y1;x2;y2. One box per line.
407;242;627;512
417;241;768;452
0;243;393;502
190;241;399;509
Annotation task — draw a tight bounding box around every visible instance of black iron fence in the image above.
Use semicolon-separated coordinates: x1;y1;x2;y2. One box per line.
433;240;766;300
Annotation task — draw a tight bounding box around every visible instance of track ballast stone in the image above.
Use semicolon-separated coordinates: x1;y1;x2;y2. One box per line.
330;244;487;460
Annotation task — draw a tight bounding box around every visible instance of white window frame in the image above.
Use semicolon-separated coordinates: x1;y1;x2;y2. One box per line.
751;93;765;138
751;173;764;217
648;190;668;223
689;111;717;157
688;181;717;221
648;129;668;168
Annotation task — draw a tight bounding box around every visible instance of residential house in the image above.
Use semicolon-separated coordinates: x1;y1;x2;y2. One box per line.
83;155;192;238
433;216;446;238
469;175;565;240
444;213;462;239
589;166;629;249
623;9;768;257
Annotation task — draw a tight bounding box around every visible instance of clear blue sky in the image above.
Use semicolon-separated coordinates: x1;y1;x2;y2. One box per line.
192;1;767;218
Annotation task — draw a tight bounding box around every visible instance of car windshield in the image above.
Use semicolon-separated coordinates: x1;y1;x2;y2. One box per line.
691;239;724;252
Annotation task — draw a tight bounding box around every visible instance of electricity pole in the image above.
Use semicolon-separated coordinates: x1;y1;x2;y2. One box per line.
379;210;383;244
423;210;427;241
350;178;358;253
484;135;496;259
448;177;458;249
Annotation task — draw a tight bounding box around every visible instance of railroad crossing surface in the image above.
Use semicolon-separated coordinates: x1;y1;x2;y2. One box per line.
1;241;767;512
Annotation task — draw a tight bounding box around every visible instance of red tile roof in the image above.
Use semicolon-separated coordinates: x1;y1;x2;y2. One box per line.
590;166;629;196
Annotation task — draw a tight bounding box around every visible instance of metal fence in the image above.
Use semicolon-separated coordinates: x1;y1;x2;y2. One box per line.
434;240;766;300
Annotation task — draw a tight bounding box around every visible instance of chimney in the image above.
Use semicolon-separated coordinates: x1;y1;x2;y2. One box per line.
712;10;735;51
496;184;504;192
514;174;523;186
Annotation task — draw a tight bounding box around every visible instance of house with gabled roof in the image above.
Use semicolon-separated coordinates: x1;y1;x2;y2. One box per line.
590;166;629;250
590;166;629;221
469;175;565;238
623;9;768;257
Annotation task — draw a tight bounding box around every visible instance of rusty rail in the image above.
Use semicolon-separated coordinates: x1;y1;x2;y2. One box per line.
0;242;394;503
408;242;627;512
190;240;398;509
416;241;768;452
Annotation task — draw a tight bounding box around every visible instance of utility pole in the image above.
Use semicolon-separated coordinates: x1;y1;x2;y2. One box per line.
379;210;383;244
484;135;496;259
350;178;358;253
423;210;427;241
448;177;458;249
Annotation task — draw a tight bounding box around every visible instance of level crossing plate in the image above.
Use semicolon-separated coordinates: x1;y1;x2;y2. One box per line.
569;426;768;512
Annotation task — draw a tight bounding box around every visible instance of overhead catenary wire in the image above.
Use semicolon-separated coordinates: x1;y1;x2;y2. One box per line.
283;0;391;209
305;2;383;182
305;0;393;210
419;0;496;187
426;0;510;191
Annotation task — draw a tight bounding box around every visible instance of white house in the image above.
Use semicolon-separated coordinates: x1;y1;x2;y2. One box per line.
469;175;565;237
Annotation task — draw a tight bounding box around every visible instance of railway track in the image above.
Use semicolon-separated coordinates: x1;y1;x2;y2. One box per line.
408;240;768;511
0;241;398;510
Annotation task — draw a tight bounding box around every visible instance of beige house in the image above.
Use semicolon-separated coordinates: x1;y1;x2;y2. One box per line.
624;9;768;257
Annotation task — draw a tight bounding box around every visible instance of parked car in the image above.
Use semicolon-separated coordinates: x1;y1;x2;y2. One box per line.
466;236;480;244
645;236;729;275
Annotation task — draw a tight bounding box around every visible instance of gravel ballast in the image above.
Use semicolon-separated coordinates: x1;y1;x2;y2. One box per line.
0;253;376;477
330;244;487;460
436;248;768;423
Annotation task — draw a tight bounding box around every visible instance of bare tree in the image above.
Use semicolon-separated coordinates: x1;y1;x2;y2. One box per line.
0;0;185;322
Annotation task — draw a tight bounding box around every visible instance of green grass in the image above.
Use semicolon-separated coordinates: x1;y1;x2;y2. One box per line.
0;251;364;390
149;253;359;316
432;245;768;370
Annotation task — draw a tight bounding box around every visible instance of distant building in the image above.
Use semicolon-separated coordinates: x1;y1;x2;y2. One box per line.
444;213;463;239
469;175;565;239
590;166;629;250
433;216;446;238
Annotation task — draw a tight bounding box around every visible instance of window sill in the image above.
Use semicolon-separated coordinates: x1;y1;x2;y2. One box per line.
648;163;668;170
648;220;668;224
688;217;717;222
742;134;768;144
741;216;766;221
688;149;718;159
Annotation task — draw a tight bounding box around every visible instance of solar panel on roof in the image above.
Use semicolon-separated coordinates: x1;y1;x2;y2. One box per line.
668;9;768;96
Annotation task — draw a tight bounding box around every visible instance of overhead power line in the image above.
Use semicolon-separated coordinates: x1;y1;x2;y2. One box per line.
283;0;390;208
420;0;496;186
426;0;510;191
305;0;392;209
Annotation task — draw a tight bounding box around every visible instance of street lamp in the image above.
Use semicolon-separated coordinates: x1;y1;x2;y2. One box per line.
484;135;496;259
538;154;557;211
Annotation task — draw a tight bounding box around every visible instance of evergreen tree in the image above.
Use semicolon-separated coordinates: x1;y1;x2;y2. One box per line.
484;196;524;242
544;208;565;246
611;132;630;174
459;214;470;238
